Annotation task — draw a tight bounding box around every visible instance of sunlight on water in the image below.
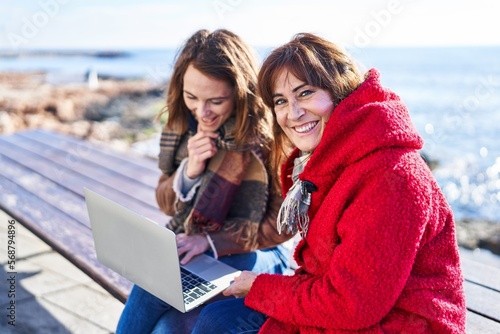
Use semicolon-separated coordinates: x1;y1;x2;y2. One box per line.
435;157;500;221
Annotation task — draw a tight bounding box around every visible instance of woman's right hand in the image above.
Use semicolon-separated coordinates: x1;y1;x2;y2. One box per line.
185;125;219;178
223;271;258;298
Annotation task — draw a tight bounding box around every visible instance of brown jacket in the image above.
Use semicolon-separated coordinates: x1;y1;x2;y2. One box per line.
156;172;293;257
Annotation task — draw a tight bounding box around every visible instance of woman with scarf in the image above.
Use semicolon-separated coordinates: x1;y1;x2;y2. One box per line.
116;29;294;334
191;33;467;333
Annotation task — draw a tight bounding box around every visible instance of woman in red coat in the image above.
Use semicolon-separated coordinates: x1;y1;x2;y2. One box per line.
190;33;467;333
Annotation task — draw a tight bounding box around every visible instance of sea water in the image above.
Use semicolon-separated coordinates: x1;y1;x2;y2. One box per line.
354;47;500;222
1;46;499;222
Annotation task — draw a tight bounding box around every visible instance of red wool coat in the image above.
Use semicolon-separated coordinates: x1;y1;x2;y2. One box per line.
245;69;466;333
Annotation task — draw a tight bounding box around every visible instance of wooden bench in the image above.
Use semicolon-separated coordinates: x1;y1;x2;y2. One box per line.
1;129;499;332
0;129;165;303
460;248;500;333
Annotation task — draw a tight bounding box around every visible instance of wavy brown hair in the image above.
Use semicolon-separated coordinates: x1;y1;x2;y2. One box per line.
258;33;364;188
163;29;272;148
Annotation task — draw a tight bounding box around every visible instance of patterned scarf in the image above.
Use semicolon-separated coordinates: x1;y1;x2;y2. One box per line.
277;152;314;237
158;115;269;239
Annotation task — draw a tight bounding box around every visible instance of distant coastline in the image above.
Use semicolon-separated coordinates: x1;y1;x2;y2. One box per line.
0;50;131;58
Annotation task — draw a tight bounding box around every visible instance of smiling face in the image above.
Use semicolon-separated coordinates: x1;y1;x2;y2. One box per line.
272;70;335;152
183;64;235;132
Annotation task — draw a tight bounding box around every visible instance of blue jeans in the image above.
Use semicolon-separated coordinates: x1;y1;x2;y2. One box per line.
116;245;289;334
192;298;266;334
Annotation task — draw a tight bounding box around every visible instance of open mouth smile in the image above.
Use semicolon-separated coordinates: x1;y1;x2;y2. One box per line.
201;116;218;124
294;121;318;133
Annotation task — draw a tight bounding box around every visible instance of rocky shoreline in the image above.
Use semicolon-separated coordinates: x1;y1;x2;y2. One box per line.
456;219;500;255
0;71;166;152
1;71;499;256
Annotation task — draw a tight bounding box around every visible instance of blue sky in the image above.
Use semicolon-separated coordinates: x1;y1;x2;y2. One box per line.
1;0;499;50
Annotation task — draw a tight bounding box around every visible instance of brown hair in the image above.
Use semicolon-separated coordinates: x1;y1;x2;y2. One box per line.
258;33;363;186
163;29;272;148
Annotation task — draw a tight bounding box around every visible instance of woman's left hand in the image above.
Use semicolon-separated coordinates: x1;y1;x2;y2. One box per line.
223;271;257;298
176;233;209;265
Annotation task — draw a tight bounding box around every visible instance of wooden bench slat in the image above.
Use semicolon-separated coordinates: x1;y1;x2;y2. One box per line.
0;151;165;230
0;153;90;224
460;247;500;268
0;174;132;302
466;311;500;334
0;136;165;222
20;129;161;184
0;134;157;194
464;280;500;322
460;250;500;292
461;257;500;292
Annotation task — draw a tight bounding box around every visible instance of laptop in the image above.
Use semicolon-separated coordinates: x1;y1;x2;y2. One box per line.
84;188;241;313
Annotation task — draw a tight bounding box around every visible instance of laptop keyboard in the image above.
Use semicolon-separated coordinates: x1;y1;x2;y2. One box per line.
180;267;218;305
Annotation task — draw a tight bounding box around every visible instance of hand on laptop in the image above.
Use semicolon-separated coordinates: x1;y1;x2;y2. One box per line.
176;233;209;265
223;271;257;298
